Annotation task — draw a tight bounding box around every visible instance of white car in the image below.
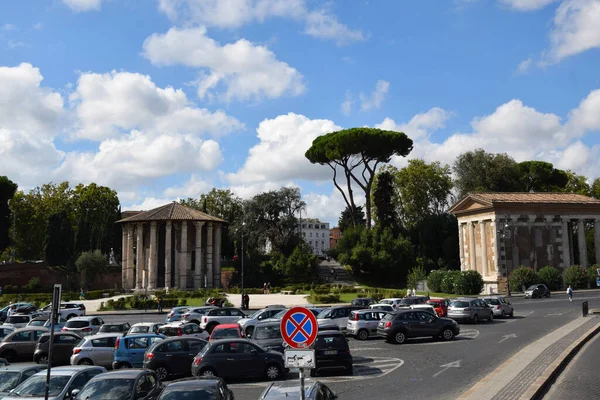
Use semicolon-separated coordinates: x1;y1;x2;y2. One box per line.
61;316;104;336
407;304;438;316
199;308;247;333
369;304;395;312
379;298;404;310
4;314;35;329
180;306;217;325
126;322;163;336
38;302;86;320
317;306;363;331
158;322;209;339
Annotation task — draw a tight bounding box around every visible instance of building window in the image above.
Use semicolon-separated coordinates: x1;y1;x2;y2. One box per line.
302;224;306;228
310;232;312;237
321;240;324;245
309;240;313;245
322;233;325;237
321;225;325;229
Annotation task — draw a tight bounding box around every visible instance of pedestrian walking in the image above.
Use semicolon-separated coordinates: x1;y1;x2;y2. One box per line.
79;288;85;300
7;305;15;317
243;293;250;309
157;297;163;313
567;285;573;302
263;283;267;294
266;282;271;294
412;288;417;297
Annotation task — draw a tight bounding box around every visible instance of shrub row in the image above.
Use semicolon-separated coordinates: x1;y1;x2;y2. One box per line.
308;293;341;304
427;269;483;295
509;265;598;291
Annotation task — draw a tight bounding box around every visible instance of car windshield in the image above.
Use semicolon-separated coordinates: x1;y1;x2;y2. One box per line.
315;335;346;348
317;309;333;319
254;326;282;340
272;310;287;319
77;379;135;399
130;326;150;333
211;328;240;340
450;301;470;308
159;387;218;400
12;375;70;396
7;316;28;323
379;300;392;305
66;320;89;328
0;371;20;392
101;325;124;332
485;299;500;305
29;320;46;326
527;285;537;290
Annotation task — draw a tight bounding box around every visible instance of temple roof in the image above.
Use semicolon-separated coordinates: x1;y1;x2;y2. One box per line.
118;202;225;223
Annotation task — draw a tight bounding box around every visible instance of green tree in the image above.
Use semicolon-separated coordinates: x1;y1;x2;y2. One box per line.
0;176;18;254
45;211;74;267
407;264;427;289
427;269;446;293
338;205;366;233
563;265;588;289
561;170;590;196
372;170;398;230
412;214;460;271
454;270;484;295
305;127;413;229
76;250;107;290
537;266;563;290
453;149;521;199
509;266;537;292
284;245;319;282
517;161;569;192
590;178;600;199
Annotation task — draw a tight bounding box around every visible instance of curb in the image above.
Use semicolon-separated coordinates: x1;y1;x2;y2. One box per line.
520;318;600;400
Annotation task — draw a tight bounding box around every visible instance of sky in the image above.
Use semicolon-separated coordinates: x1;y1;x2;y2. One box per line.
1;0;600;226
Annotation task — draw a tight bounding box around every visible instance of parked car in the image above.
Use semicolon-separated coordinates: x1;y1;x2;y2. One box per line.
27;316;67;330
407;304;438;316
350;298;376;308
143;337;208;380
192;339;286;380
15;305;38;315
249;322;284;353
238;307;286;337
312;330;353;376
368;304;394;312
112;333;165;369
34;332;82;365
180;306;218;325
263;308;322;323
447;298;494;324
62;316;105;336
0;304;34;323
165;307;190;323
346;309;388;340
0;364;47;398
155;377;235;400
377;310;460;344
98;322;131;334
2;365;106;400
38;302;86;320
4;314;36;329
127;322;162;336
209;324;243;342
70;333;120;368
316;306;363;331
158;322;209;340
73;369;162;400
0;327;48;362
426;299;450;317
0;326;14;340
260;380;338;400
200;308;247;333
398;296;429;306
378;298;404;310
482;296;514;318
524;284;551;299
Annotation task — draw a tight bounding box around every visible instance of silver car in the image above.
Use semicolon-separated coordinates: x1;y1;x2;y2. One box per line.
61;317;104;336
238;307;287;337
180;306;217;325
3;365;106;400
482;296;514;318
347;309;388;340
447;298;494;324
126;322;162;336
70;333;120;368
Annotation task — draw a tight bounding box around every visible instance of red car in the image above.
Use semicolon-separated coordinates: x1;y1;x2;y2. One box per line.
208;324;244;341
427;299;450;317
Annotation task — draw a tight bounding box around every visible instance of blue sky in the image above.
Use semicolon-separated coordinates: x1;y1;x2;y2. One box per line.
1;0;600;225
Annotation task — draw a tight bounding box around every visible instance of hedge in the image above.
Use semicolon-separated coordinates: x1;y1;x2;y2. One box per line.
537;266;563;290
308;293;341;304
563;265;588;289
509;266;537;292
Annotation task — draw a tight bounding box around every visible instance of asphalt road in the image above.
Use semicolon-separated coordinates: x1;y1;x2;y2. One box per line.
542;322;600;399
60;291;600;399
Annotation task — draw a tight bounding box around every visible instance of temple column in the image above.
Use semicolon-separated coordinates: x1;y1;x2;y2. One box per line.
469;222;477;271
206;223;213;288
458;223;465;268
165;222;172;290
148;222;158;290
561;219;571;268
135;223;144;289
180;222;188;289
194;222;204;288
480;220;489;277
121;227;128;289
594;219;600;268
126;225;135;289
578;219;588;268
214;224;222;288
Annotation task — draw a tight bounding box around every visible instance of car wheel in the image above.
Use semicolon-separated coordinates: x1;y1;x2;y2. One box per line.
1;351;16;363
66;314;77;320
488;312;494;322
200;368;217;378
509;310;514;318
346;364;354;375
393;331;406;344
78;359;93;366
37;354;49;364
532;293;537;299
357;329;369;340
472;315;479;324
441;328;454;341
265;364;282;380
546;293;551;298
155;366;169;380
245;326;254;338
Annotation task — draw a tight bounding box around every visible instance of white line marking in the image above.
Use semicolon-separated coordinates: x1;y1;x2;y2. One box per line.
498;333;517;343
432;360;461;378
351;347;384;351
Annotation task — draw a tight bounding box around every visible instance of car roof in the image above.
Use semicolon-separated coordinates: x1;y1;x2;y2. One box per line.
69;316;97;321
90;369;147;379
32;366;104;376
131;322;158;327
353;309;381;313
261;380;319;399
12;326;48;332
317;330;343;336
83;333;122;340
212;324;239;329
208;338;252;346
0;364;44;372
165;377;222;389
40;331;81;337
381;298;403;301
123;333;164;338
255;321;281;327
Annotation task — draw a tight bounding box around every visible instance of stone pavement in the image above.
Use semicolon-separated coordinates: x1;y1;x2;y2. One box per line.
81;294;132;312
457;316;600;400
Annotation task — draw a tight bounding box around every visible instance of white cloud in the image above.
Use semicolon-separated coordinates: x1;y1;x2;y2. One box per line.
498;0;558;11
69;70;243;140
62;0;105;12
340;91;354;116
303;189;361;225
126;197;177;211
33;23;43;30
227;113;341;186
567;88;600;133
360;80;390;111
2;24;15;31
376;107;452;140
163;175;213;198
157;0;364;45
142;27;305;102
515;58;533;74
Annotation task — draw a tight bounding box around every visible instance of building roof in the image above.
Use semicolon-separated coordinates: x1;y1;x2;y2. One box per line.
117;202;225;224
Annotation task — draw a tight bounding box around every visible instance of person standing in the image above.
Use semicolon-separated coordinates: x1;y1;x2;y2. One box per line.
263;283;267;294
266;282;271;294
567;285;573;302
157;296;163;313
79;288;85;300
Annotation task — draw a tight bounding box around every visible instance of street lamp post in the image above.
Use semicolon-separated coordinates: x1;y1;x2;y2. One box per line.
240;222;246;309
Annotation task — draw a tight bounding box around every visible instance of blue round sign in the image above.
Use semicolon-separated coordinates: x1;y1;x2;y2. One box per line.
280;307;318;349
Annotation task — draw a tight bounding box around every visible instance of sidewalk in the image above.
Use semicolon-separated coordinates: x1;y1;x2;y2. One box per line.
457;315;600;400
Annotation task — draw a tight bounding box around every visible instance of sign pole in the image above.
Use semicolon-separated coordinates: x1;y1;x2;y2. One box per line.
44;284;61;400
299;368;306;400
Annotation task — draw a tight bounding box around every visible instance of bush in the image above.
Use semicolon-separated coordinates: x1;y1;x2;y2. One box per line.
427;270;446;293
407;265;427;290
440;270;461;294
25;277;41;291
308;293;341;304
509;266;537;292
454;270;484;295
312;285;332;294
588;265;600;288
563;265;588;289
537;266;563;290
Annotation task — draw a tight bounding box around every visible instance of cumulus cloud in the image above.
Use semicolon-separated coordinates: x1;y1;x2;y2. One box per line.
62;0;105;12
376;107;452;140
360;80;390;111
340;91;354;116
515;58;533;74
157;0;364;46
69;70;243;141
498;0;558;11
163;175;213;199
142;27;305;102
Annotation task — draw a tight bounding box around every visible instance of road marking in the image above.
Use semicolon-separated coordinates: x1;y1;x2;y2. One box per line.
498;333;517;343
351;347;384;351
432;360;461;378
545;312;565;317
505;310;533;323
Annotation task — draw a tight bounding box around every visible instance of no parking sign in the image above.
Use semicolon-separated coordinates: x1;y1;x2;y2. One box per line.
280;307;318;349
